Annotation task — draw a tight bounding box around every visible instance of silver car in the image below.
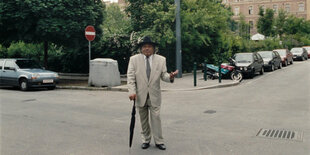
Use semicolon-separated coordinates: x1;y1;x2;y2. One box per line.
0;58;59;90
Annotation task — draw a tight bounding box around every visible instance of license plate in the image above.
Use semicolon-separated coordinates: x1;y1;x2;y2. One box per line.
43;79;54;83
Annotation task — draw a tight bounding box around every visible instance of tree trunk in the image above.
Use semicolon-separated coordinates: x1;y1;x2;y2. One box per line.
44;41;48;69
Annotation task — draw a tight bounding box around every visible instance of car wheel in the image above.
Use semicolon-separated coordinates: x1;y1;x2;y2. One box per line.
47;86;56;90
279;62;282;69
231;71;243;81
260;67;264;75
290;60;293;64
302;57;305;61
19;78;28;91
284;60;288;67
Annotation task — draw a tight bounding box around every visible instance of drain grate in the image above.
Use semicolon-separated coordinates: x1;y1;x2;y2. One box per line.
256;128;303;141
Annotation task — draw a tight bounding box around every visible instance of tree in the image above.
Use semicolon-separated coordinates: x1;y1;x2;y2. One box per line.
238;15;250;39
96;4;133;74
257;7;275;37
274;9;286;39
0;0;105;68
125;0;233;71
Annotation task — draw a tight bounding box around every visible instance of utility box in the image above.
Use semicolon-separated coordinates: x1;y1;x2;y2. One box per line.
88;58;121;87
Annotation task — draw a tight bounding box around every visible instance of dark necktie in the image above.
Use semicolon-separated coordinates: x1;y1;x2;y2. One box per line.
146;56;151;81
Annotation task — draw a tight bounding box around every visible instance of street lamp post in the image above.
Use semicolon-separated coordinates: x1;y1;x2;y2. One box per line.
175;0;182;78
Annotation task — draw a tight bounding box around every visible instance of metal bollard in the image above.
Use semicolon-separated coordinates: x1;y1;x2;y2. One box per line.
203;60;207;81
194;62;197;87
218;61;222;83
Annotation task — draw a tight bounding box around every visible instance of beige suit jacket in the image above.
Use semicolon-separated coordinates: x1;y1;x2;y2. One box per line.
127;54;172;107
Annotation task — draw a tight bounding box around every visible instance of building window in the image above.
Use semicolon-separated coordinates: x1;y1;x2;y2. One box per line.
273;4;278;13
234;7;240;16
299;3;305;12
234;0;240;2
249;6;253;15
285;4;290;13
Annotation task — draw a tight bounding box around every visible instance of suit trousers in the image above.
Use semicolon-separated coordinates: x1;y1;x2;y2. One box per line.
137;97;164;144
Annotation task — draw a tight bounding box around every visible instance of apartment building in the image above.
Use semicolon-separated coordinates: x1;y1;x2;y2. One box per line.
223;0;310;34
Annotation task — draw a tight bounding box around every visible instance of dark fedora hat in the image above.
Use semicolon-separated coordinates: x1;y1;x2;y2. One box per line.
138;36;158;47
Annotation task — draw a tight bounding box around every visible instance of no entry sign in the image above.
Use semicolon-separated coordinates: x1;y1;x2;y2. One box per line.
85;26;96;41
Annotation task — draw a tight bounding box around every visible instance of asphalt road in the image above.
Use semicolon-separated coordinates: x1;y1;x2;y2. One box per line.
0;61;309;155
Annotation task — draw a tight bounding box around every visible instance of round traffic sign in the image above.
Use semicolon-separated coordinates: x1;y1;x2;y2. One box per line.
85;26;96;41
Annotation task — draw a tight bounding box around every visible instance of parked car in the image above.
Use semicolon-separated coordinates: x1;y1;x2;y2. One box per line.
258;51;282;71
232;52;264;78
302;46;310;58
0;58;59;91
290;47;308;61
273;49;293;66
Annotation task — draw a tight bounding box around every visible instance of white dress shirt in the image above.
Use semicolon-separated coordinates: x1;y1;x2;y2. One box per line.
144;54;153;69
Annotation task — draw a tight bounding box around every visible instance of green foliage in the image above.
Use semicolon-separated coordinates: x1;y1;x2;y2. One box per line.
283;15;309;35
0;0;105;47
180;0;232;69
102;4;131;35
257;7;275;37
275;9;286;39
249;39;282;52
238;15;250;39
6;42;43;62
95;3;134;74
0;45;8;58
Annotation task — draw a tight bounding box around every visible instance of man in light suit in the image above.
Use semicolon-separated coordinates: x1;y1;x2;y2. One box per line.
127;36;178;150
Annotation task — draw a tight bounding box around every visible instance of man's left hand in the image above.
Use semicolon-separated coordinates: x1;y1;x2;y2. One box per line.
170;70;179;79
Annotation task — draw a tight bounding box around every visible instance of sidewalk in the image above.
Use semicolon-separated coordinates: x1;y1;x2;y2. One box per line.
57;72;241;92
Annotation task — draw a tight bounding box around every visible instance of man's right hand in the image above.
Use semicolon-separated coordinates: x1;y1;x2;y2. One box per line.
129;94;137;101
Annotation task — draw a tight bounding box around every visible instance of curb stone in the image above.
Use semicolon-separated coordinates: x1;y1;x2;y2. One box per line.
56;81;241;92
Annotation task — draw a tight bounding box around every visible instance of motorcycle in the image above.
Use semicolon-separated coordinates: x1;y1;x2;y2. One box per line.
205;58;243;81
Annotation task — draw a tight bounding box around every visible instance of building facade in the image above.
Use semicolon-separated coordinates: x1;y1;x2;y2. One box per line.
223;0;310;34
102;0;126;7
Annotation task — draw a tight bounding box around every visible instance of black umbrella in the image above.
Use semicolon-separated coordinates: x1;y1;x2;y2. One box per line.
129;99;136;148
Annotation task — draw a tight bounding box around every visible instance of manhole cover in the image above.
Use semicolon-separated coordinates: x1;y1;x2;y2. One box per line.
204;110;216;114
256;128;303;141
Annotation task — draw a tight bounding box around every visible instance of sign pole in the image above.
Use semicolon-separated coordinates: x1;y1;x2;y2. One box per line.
89;41;91;73
85;25;96;86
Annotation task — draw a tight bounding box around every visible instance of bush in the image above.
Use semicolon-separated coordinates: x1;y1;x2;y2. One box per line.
0;44;8;58
6;42;43;63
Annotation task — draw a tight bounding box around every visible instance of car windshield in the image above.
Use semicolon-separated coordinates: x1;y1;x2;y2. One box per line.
234;54;253;63
258;51;272;58
291;48;303;53
275;50;286;56
16;60;42;69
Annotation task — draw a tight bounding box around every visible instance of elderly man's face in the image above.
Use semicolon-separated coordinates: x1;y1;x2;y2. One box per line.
141;43;154;57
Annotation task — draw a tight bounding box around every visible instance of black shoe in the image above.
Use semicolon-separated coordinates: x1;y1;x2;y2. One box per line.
141;143;150;149
155;144;166;150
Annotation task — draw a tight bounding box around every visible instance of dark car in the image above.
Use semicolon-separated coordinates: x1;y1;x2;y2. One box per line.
258;51;282;71
273;49;293;66
302;46;310;58
0;58;59;91
233;52;264;78
290;47;308;61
